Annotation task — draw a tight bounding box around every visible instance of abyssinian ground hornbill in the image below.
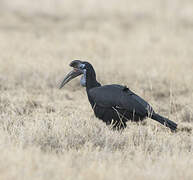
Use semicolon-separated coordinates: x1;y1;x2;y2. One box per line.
60;60;177;131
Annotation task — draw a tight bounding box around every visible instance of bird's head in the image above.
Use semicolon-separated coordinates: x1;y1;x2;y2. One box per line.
59;60;95;89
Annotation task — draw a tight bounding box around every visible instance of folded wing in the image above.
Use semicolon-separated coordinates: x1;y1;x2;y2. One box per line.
88;84;154;117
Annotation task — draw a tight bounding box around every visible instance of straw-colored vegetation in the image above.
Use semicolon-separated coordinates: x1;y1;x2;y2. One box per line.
0;0;193;179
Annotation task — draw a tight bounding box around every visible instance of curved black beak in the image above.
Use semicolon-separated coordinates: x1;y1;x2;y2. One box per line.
59;68;83;89
59;60;84;89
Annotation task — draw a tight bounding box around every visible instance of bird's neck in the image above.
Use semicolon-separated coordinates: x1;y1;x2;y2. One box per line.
86;78;101;90
85;69;101;90
84;68;101;108
86;77;100;108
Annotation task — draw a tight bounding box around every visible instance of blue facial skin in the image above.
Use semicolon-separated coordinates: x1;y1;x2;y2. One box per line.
79;63;85;69
80;69;86;87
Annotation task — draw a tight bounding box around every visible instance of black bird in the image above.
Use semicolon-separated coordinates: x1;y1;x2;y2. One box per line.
60;60;177;131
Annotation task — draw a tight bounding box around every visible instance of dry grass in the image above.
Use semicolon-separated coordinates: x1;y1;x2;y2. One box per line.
0;0;193;179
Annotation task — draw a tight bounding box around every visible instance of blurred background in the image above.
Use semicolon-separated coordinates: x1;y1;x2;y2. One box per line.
0;0;193;93
1;0;193;68
0;0;193;94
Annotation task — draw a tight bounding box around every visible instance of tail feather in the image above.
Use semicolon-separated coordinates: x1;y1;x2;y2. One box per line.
151;113;177;131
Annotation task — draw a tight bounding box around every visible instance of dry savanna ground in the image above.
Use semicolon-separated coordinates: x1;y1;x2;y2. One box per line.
0;0;193;179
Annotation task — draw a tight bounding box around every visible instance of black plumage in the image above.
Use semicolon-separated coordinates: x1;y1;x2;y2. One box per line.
60;60;177;131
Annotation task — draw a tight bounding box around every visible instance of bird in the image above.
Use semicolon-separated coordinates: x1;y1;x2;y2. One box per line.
60;60;177;131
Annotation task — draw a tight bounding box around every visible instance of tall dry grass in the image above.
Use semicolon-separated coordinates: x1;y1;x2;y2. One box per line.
0;0;193;179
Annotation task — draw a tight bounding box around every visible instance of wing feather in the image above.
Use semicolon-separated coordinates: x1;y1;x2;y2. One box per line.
88;85;153;116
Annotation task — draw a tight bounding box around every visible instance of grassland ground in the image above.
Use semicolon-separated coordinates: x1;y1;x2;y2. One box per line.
0;0;193;179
